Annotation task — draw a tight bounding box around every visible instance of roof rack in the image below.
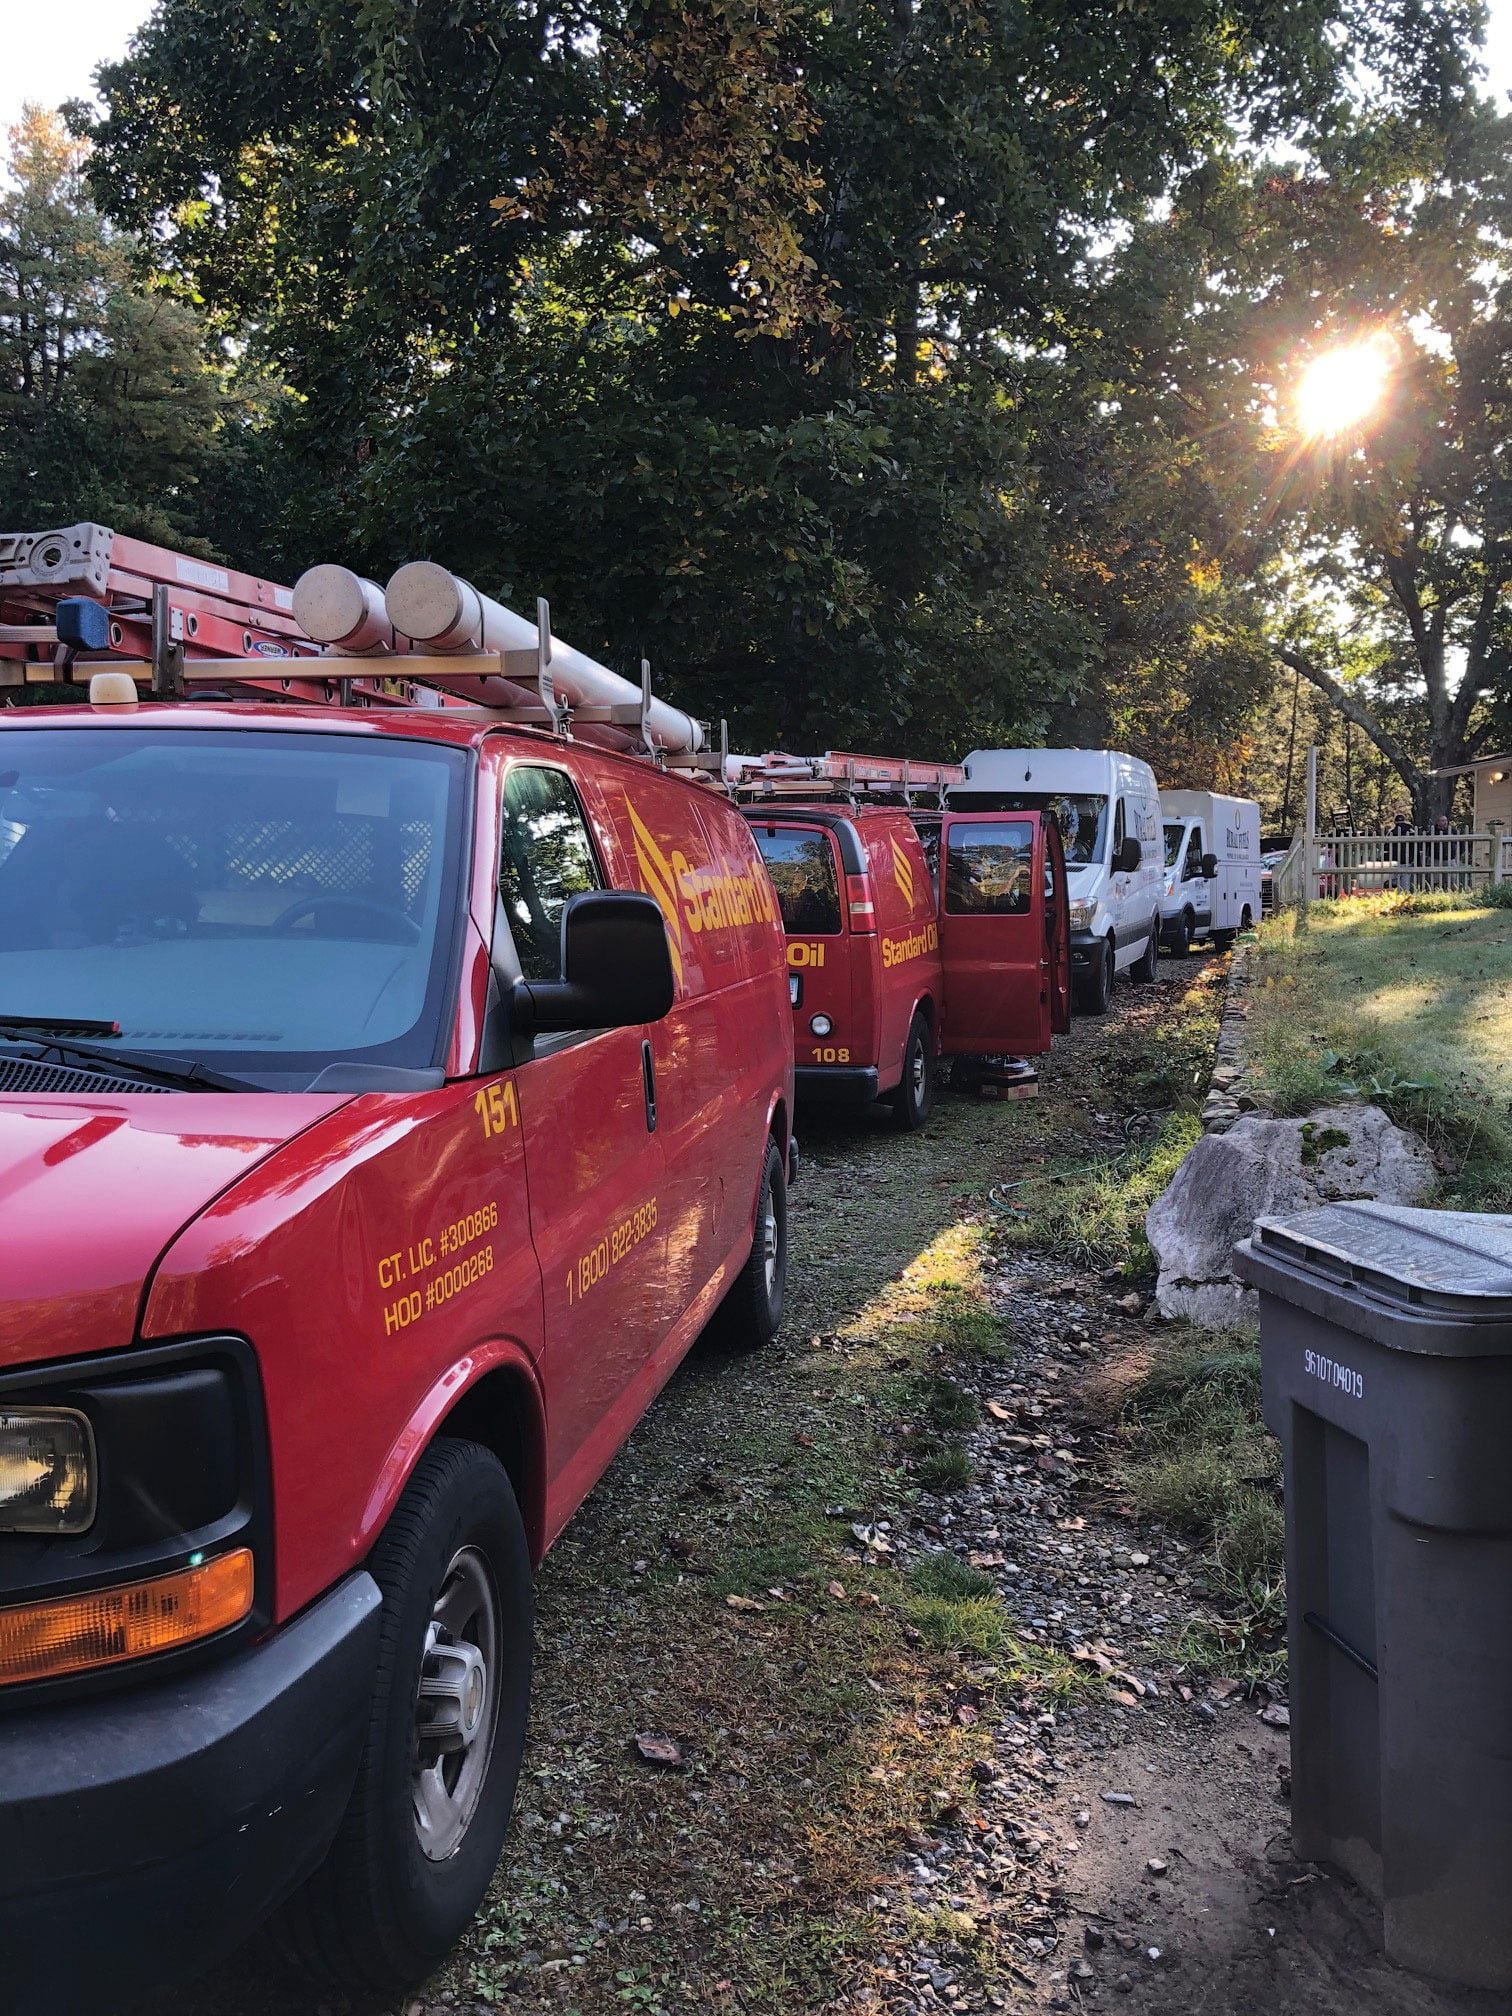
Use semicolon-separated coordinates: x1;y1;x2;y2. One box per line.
0;527;732;772
728;750;965;806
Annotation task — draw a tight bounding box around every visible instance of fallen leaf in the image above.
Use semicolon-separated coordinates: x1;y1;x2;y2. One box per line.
632;1733;685;1767
725;1594;766;1612
827;1580;847;1600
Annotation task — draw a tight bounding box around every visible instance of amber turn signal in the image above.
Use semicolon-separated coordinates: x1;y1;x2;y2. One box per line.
0;1548;254;1685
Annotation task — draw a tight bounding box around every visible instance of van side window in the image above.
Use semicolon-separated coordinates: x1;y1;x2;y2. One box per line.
752;826;842;934
499;766;602;980
945;821;1035;915
1182;829;1203;880
1112;798;1126;859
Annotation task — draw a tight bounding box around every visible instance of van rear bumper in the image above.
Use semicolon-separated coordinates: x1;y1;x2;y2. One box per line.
0;1570;382;2013
794;1065;881;1107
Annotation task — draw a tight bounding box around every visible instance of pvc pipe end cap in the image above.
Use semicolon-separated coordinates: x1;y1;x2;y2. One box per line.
293;564;375;644
385;561;467;643
89;671;140;708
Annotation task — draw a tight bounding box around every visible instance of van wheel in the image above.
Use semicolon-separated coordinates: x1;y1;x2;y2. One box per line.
274;1440;532;1991
889;1012;936;1130
720;1135;788;1348
1179;906;1196;951
1129;919;1159;984
1075;937;1115;1016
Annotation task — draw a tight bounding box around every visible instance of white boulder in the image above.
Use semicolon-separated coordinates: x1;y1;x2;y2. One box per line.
1145;1104;1437;1327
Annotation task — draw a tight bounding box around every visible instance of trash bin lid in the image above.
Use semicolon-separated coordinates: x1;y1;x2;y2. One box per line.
1253;1201;1512;1316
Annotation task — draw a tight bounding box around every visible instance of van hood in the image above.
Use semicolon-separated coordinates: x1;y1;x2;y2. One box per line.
0;1093;350;1367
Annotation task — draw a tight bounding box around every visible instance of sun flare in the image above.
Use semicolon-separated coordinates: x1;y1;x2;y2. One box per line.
1295;340;1393;438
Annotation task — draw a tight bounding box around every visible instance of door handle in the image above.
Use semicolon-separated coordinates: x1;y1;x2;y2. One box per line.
641;1039;658;1134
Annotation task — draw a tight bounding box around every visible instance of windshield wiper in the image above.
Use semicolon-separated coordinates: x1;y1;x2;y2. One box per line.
0;1014;124;1041
0;1028;257;1093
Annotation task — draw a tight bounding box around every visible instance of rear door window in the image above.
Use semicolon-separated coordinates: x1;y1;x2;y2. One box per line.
944;821;1035;914
499;765;602;980
752;826;842;934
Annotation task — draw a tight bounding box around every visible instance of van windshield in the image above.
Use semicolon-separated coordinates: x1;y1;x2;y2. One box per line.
0;726;468;1088
752;826;841;934
953;791;1107;866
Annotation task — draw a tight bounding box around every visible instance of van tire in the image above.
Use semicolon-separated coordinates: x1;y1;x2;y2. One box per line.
1076;937;1115;1016
889;1012;936;1130
272;1440;532;1991
721;1135;788;1348
1129;920;1159;984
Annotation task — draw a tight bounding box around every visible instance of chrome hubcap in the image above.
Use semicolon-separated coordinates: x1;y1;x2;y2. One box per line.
411;1546;500;1861
761;1186;780;1296
910;1045;926;1099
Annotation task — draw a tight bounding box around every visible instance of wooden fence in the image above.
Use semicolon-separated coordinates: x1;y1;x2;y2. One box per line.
1271;831;1512;908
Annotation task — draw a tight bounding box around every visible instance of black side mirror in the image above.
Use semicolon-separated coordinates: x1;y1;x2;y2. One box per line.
1116;836;1142;872
512;891;675;1035
1201;852;1219;878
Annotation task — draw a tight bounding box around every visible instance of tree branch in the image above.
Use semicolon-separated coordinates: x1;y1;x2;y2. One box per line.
1274;644;1425;798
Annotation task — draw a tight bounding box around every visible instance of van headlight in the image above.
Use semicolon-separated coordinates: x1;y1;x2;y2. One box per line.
1164;877;1177;897
1068;900;1093;931
0;1408;96;1533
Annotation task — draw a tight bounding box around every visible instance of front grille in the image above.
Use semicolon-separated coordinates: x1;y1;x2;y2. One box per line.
0;1058;169;1096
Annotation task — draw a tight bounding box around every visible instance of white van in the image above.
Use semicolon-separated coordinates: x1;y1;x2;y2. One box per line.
1158;790;1262;950
954;749;1163;1013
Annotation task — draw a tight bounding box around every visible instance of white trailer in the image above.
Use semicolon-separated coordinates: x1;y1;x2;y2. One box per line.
1158;789;1262;949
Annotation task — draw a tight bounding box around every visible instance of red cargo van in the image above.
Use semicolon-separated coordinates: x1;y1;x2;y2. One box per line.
741;761;1071;1126
912;806;1072;1059
745;802;944;1126
0;699;793;2008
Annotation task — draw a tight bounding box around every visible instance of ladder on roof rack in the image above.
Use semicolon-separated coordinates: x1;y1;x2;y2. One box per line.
0;525;734;770
0;525;505;713
728;749;966;805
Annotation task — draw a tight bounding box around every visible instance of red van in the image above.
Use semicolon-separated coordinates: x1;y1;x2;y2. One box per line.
741;763;1071;1126
0;700;793;2007
745;801;944;1126
911;806;1072;1062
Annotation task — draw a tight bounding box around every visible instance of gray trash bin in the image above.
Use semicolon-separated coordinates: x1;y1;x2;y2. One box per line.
1233;1202;1512;1989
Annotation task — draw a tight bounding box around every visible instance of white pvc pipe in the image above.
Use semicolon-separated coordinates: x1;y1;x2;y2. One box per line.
293;566;398;656
383;561;705;754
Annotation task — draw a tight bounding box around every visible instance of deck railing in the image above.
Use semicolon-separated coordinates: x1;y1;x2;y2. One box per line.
1271;830;1511;908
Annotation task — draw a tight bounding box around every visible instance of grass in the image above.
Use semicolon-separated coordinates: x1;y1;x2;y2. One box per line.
993;962;1223;1275
999;1107;1203;1275
1249;895;1512;1206
1116;1325;1285;1678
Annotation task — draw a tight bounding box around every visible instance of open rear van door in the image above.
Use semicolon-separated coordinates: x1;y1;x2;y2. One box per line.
1045;812;1071;1034
935;810;1053;1056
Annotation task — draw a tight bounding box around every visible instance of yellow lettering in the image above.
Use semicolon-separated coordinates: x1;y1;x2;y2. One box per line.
673;851;703;933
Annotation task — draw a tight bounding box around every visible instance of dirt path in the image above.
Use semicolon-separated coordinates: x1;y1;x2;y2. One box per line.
147;953;1497;2016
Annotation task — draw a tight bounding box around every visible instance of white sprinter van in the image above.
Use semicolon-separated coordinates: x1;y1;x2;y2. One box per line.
1158;790;1262;950
953;749;1163;1014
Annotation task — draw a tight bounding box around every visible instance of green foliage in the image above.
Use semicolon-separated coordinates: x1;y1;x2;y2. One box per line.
1118;1330;1285;1671
918;1376;980;1434
69;0;1486;750
1002;1109;1204;1276
1250;901;1512;1205
1099;88;1512;820
0;107;235;548
913;1441;973;1492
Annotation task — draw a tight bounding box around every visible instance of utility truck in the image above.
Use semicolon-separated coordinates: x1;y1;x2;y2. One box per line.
1158;789;1262;950
0;528;796;2010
